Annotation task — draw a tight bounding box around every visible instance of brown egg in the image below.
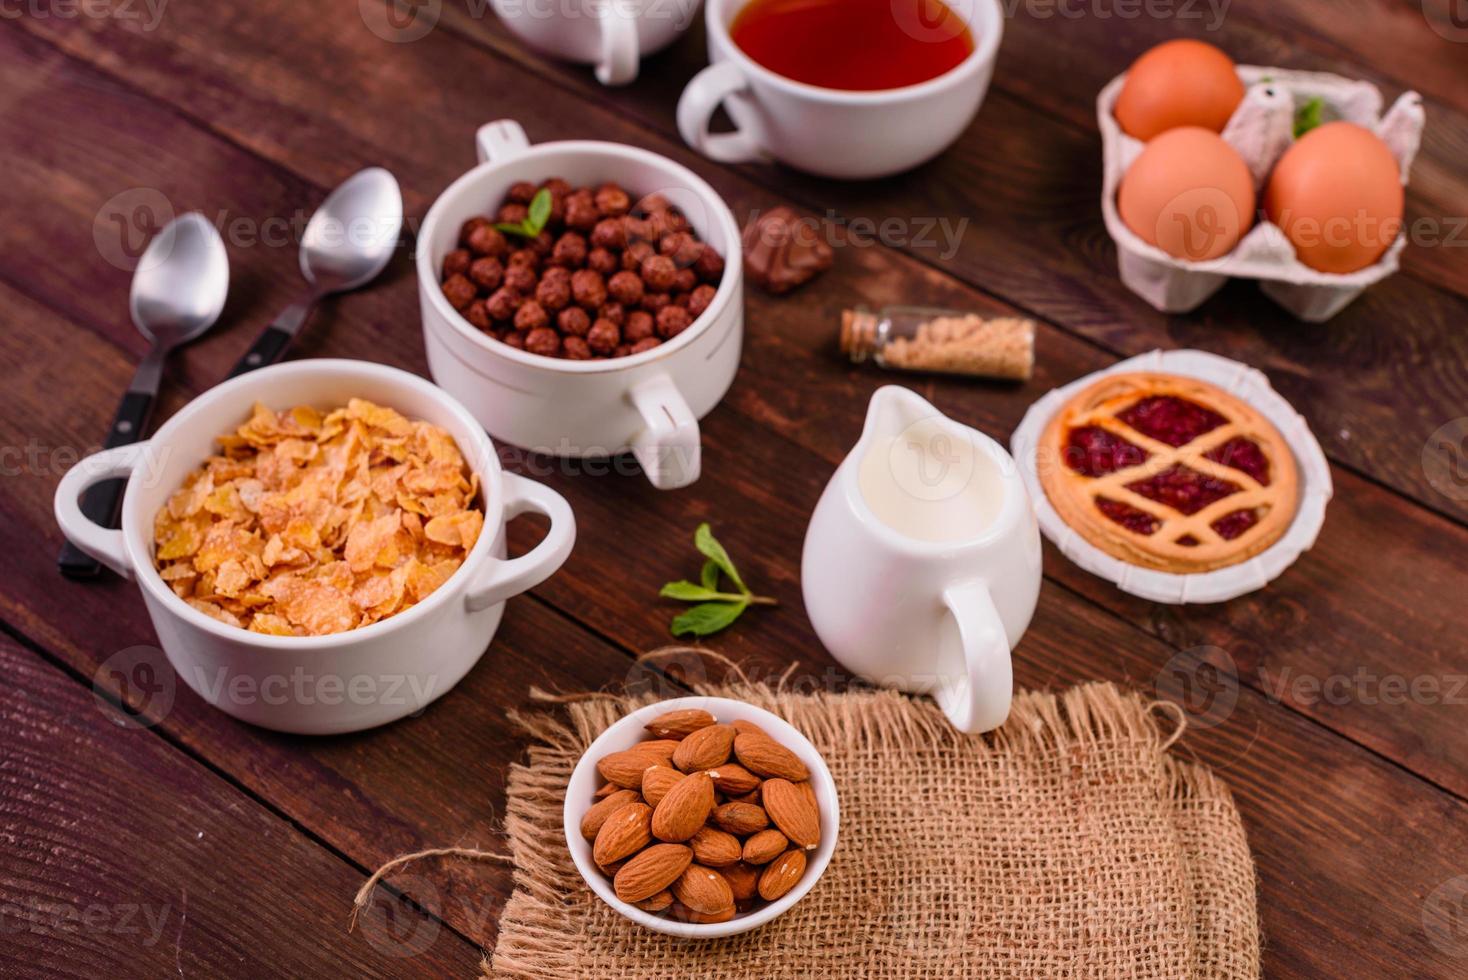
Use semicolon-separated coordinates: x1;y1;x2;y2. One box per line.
1115;40;1245;141
1118;127;1255;262
1263;121;1404;274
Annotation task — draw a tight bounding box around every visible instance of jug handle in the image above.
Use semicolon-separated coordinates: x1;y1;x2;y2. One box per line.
936;581;1013;734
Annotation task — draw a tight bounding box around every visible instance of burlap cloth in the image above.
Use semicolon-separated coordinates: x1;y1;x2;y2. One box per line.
489;679;1260;978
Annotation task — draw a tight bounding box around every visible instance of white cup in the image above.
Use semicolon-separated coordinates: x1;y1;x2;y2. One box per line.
801;386;1041;733
492;0;704;85
677;0;1003;179
417;120;744;491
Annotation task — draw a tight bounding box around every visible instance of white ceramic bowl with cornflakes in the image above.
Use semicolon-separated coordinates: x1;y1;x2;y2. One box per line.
54;359;575;734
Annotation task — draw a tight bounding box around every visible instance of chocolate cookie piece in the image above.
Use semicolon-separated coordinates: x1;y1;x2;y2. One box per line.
742;206;833;295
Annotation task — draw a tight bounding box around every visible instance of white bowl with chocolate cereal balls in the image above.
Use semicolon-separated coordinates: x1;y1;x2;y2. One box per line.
564;697;839;937
417;120;744;491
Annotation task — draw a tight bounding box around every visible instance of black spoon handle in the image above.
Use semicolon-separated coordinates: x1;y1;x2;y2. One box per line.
57;389;155;579
226;296;316;379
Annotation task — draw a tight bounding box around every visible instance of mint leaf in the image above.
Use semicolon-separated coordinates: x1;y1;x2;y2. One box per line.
694;523;746;595
700;559;720;591
660;581;724;602
670;600;747;637
493;221;533;238
1294;97;1325;138
527;188;553;235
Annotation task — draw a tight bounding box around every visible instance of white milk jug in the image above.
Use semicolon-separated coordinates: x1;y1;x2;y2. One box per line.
801;386;1042;733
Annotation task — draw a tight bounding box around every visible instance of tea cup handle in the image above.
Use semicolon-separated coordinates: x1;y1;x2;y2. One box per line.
595;6;639;86
936;581;1013;734
629;372;700;489
677;61;768;164
54;442;149;579
464;473;576;612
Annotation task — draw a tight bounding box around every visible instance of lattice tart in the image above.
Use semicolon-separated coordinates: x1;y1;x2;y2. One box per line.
1038;372;1300;573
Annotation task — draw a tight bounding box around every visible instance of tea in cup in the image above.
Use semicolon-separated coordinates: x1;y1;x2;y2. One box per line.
677;0;1003;178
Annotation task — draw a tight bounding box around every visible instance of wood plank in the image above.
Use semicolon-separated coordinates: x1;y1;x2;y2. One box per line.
6;276;1467;977
2;25;1462;805
0;637;484;977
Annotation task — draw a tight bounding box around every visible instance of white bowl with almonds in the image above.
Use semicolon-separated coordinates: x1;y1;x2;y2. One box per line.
564;696;839;937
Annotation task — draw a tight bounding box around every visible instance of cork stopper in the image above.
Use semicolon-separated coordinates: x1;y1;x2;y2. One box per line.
840;309;879;362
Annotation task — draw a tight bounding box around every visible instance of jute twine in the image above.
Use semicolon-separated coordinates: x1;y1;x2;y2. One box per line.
355;652;1260;978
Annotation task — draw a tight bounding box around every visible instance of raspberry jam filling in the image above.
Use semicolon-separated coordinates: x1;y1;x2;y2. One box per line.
1210;508;1261;540
1063;425;1151;477
1095;497;1161;536
1125;464;1241;515
1176;534;1200;547
1203;436;1271;485
1117;395;1227;447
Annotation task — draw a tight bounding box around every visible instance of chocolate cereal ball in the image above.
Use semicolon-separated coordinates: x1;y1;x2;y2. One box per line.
465;300;492;331
442;248;472;278
624;310;655;342
558;306;591;336
694;243;724;283
595;183;631;217
551;232;587;269
565;195;599;231
640;254;677;292
640;291;670;314
608;270;644;306
590;218;626;251
442;274;477;310
497;202;528;225
598;302;626;327
524;326;561;357
571;269;607;310
536;268;572;311
485;287;520;321
562;335;593;360
469;256;504;291
467;224;508;258
672;268;697;293
587;247;618;276
506;181;537;204
657;304;693;339
622;240;655;272
587;318;621;355
629;337;662;355
687;284;717;319
514;300;549;332
503;263;537;294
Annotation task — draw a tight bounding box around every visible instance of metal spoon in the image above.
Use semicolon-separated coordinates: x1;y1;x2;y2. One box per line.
226;167;403;378
59;212;230;578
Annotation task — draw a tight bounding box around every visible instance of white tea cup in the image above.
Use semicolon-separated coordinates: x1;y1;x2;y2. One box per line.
492;0;704;85
801;386;1041;733
677;0;1003;179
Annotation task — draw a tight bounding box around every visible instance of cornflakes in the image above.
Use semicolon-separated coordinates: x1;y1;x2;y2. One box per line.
154;399;483;636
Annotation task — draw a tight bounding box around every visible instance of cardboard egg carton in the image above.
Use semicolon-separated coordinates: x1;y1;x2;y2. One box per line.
1097;66;1424;322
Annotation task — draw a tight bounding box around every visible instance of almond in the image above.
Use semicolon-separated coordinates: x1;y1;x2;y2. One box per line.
597;748;664;789
592;801;652;867
651;771;715;842
641;739;681;765
634;890;673;912
757;848;807;901
669;901;734;924
640;764;682;807
762;778;820;849
741;828;789;865
731;719;767;738
580;788;641;840
671;863;735;915
672;723;735;773
614;843;692;903
704;762;761;796
730;788;762;805
689;826;742;867
594;782;618;798
733;733;809;781
719;862;759;902
644;709;717;739
711;801;769;836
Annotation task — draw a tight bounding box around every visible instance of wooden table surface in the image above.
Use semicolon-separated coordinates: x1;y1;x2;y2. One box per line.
3;1;1465;976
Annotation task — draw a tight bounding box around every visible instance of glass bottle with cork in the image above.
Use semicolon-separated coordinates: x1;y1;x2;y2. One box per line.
840;306;1036;381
